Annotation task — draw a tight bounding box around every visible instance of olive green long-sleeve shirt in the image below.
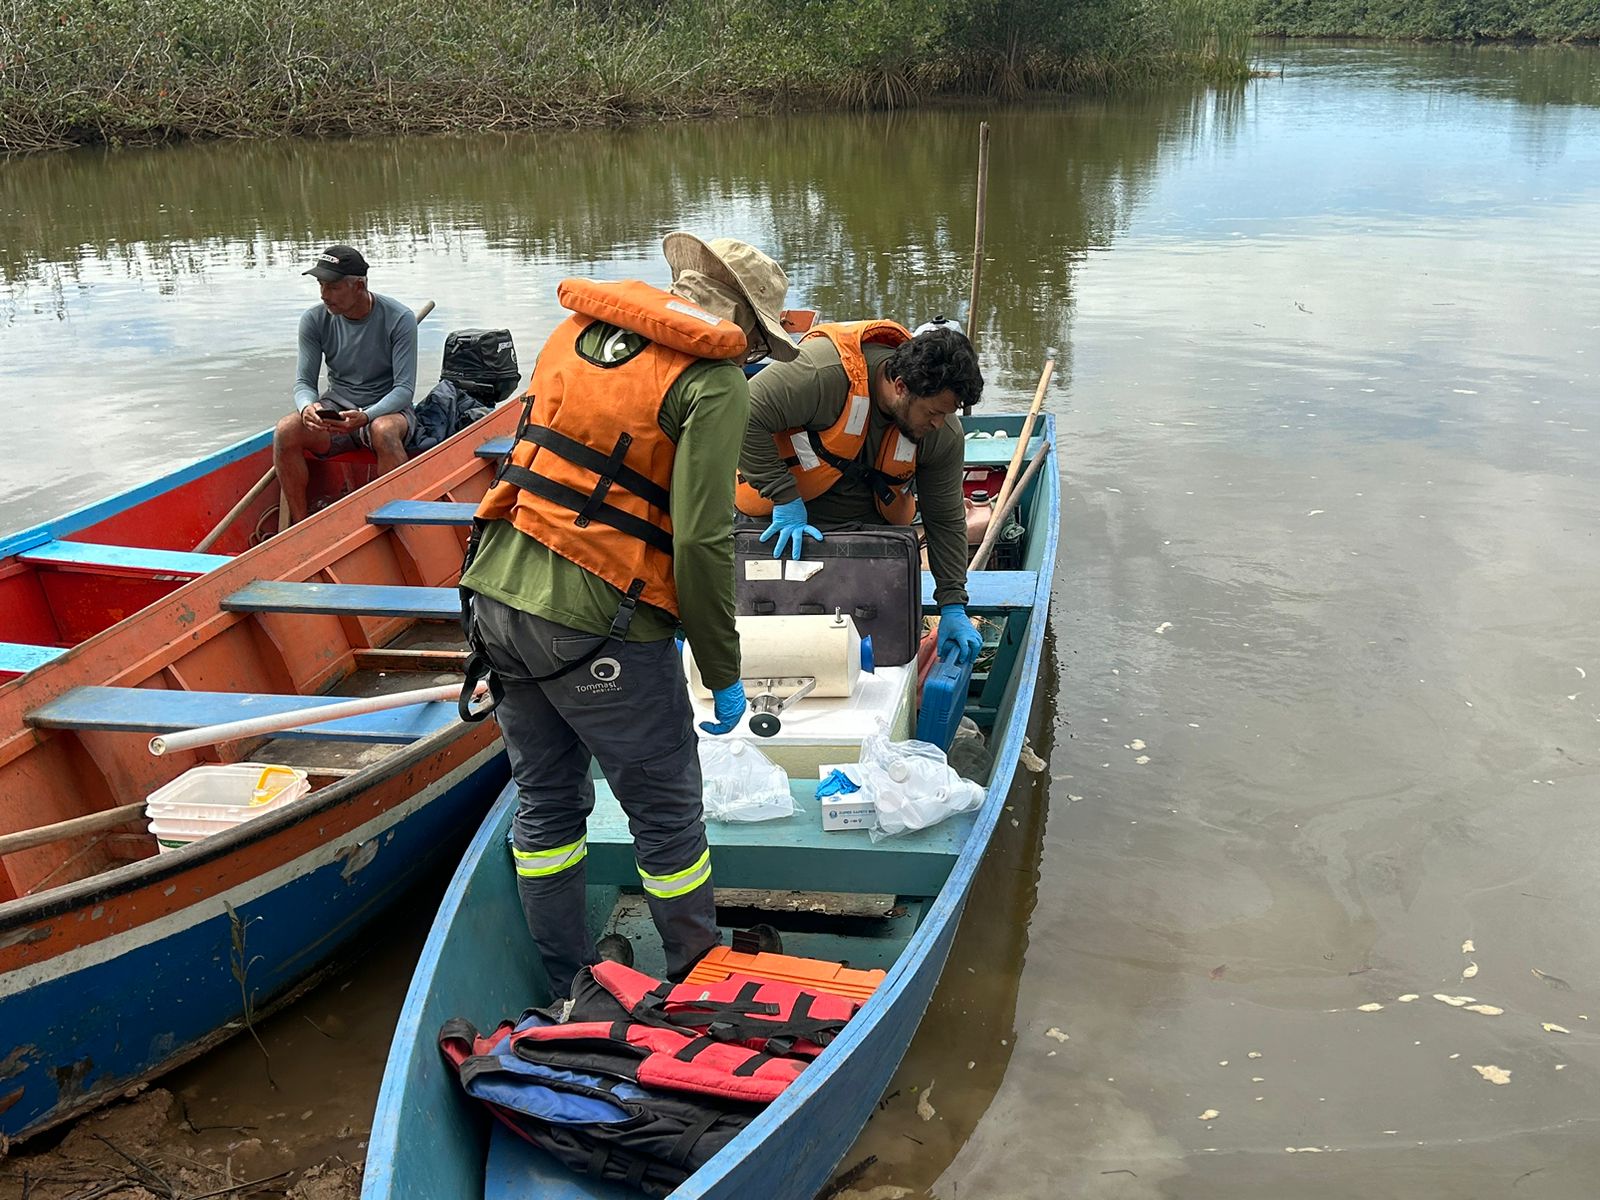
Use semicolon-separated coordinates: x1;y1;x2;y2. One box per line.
461;322;746;689
742;337;969;608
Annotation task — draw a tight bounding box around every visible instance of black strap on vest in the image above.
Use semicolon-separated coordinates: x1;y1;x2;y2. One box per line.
458;521;506;722
498;462;674;558
519;424;671;512
800;430;913;509
667;1107;723;1168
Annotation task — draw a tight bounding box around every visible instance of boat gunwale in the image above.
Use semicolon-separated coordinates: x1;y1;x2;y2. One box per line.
0;428;274;560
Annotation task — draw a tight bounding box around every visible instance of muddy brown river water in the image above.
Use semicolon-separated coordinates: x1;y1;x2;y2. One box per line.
4;39;1600;1200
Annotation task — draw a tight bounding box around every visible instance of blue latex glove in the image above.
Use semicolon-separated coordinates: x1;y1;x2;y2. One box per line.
759;497;823;560
699;681;747;735
937;605;983;666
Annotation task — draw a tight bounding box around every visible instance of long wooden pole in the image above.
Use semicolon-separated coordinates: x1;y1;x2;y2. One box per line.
201;298;437;550
965;120;990;360
0;802;148;858
961;122;992;417
987;352;1055;525
195;466;279;552
970;440;1050;572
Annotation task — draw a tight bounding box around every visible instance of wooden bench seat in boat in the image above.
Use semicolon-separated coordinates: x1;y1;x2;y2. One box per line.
26;686;460;743
367;500;478;526
585;779;969;898
226;573;1040;616
0;641;67;674
18;539;231;576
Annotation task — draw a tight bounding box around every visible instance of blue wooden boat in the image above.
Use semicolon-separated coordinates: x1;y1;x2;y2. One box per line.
361;411;1059;1199
0;405;534;1143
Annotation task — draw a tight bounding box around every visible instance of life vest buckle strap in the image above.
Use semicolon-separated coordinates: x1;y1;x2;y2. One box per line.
607;579;645;641
498;463;675;558
519;424;669;512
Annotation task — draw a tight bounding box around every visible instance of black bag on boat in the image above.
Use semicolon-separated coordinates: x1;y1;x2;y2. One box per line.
441;328;521;404
732;525;922;666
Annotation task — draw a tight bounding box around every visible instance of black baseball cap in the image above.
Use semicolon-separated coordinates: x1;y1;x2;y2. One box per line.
303;244;369;282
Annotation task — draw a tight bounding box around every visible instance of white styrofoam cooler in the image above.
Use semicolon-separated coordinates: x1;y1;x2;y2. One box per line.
688;665;914;780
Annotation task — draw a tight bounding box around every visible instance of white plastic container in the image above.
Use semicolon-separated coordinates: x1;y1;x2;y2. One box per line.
145;763;311;852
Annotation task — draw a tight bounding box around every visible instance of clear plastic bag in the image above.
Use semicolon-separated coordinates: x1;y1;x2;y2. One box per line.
858;727;985;841
698;739;795;822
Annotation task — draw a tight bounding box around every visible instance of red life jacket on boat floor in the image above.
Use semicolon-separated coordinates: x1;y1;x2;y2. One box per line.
585;958;859;1058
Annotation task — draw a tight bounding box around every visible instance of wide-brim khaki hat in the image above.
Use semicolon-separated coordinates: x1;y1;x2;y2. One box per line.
662;233;799;362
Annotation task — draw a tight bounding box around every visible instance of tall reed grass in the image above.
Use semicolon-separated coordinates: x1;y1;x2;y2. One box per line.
0;0;1254;153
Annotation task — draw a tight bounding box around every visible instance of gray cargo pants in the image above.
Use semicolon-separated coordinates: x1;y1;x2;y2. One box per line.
471;594;719;997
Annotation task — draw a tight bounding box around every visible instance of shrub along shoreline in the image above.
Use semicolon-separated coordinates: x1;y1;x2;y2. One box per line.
0;0;1253;154
1253;0;1600;43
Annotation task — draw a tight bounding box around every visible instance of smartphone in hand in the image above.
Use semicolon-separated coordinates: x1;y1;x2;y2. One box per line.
316;407;346;422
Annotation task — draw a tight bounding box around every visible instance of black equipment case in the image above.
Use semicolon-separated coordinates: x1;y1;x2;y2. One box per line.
733;527;922;667
442;329;521;405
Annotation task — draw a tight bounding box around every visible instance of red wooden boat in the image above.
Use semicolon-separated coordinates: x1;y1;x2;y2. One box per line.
0;404;522;1143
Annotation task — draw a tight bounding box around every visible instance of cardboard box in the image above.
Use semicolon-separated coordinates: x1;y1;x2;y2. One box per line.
817;764;874;832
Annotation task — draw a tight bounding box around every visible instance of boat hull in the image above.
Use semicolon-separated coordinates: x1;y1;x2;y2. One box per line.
0;726;507;1141
362;412;1059;1198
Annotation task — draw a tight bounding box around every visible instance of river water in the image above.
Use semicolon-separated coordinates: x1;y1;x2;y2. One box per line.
4;40;1600;1199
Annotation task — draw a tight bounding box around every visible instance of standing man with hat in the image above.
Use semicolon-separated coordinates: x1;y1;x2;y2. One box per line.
737;322;987;666
274;244;419;525
459;233;798;997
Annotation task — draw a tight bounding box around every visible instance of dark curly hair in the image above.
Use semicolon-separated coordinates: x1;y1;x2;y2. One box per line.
884;328;983;410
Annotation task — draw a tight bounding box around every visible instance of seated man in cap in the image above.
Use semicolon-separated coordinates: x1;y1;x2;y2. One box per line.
273;244;419;526
736;322;987;666
459;233;798;994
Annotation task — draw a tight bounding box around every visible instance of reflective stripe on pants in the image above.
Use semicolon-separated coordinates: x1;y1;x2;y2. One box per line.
513;837;588;878
639;847;712;900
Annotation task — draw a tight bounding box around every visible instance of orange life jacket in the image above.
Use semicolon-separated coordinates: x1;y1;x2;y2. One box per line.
735;320;919;525
473;278;748;621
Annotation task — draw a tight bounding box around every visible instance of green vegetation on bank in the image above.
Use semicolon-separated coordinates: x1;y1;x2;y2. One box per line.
1253;0;1600;41
0;0;1250;153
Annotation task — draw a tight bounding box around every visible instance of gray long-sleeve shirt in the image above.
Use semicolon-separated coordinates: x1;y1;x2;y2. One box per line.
292;291;418;417
742;337;969;608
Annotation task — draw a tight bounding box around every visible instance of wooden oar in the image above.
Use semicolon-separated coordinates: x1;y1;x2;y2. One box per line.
970;440;1050;572
201;298;437;550
0;802;148;858
987;352;1055;525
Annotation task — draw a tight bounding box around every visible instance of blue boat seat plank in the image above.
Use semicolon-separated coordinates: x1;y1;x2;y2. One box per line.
923;570;1035;610
0;642;67;674
19;540;230;575
27;686;459;743
475;436;514;459
586;779;965;898
960;436;1046;467
225;581;462;619
368;500;478;526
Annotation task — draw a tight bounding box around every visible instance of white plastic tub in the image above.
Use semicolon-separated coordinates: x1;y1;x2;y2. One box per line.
145;763;311;852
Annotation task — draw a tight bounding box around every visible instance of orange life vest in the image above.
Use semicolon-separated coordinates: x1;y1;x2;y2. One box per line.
473;278;748;620
735;320;919;525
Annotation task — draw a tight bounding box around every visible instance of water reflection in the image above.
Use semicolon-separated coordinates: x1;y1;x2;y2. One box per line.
3;40;1600;1200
